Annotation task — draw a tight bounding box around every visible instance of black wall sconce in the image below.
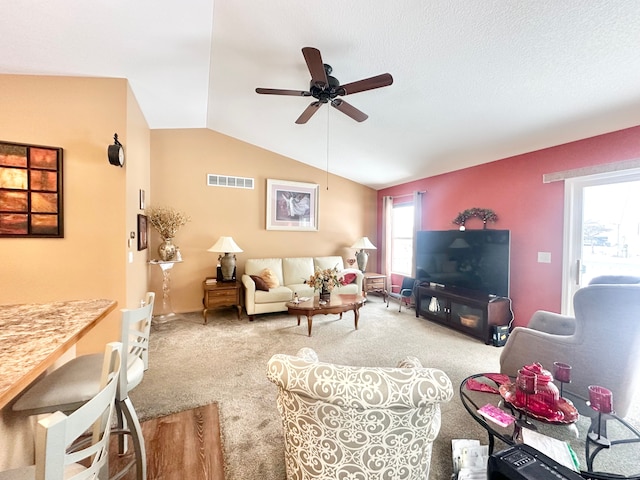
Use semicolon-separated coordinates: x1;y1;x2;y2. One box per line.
107;133;125;167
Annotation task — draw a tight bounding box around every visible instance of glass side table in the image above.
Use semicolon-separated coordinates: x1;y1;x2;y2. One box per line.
149;259;182;319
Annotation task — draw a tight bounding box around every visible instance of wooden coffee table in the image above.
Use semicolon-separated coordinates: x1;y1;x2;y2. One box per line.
286;294;365;336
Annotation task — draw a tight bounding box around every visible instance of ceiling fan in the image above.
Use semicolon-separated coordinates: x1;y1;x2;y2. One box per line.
255;47;393;124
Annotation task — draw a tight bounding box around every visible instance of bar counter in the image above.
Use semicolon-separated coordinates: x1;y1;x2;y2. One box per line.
0;298;117;410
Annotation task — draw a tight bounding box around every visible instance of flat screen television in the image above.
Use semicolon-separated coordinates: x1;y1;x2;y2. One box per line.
416;229;511;297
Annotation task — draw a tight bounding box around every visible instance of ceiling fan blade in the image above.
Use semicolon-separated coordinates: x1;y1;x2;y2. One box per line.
255;88;311;96
331;99;368;122
339;73;393;95
302;47;328;88
295;101;323;124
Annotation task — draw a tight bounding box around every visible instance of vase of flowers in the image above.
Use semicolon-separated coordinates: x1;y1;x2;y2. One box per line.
146;206;191;261
157;238;177;262
307;266;341;303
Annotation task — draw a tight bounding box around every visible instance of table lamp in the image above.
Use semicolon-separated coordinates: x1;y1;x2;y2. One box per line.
208;236;243;281
351;237;376;272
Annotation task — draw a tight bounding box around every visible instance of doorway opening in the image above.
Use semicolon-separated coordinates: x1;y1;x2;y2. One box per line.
563;170;640;314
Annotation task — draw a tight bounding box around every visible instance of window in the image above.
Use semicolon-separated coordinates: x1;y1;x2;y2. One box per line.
391;204;414;275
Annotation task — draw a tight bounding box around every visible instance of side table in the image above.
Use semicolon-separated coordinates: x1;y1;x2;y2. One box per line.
363;272;389;306
202;278;241;324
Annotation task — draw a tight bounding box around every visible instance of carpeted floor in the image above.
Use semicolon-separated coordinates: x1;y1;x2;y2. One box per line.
132;299;503;479
131;298;639;479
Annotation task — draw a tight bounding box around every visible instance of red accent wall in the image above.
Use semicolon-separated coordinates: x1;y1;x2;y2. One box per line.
378;126;640;327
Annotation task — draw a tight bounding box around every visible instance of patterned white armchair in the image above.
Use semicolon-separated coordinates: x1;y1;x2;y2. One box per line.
266;348;453;480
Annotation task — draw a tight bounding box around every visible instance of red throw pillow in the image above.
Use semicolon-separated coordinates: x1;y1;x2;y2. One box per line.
250;275;269;291
340;273;357;285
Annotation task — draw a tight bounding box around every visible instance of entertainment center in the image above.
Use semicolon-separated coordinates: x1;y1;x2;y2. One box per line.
414;229;513;343
415;283;512;344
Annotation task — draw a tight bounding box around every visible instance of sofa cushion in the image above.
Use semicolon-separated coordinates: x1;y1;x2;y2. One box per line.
255;286;293;304
250;275;270;291
288;283;315;297
260;268;280;288
282;257;314;286
245;258;284;284
314;256;345;271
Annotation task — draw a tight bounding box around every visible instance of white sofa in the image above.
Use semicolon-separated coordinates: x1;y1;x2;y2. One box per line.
242;256;363;320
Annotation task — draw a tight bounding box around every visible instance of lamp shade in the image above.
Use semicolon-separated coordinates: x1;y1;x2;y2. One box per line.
350;237;377;250
207;236;243;253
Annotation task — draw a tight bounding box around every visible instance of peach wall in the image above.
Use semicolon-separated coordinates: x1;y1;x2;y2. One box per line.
125;84;152;310
0;75;151;353
0;74;153;469
379;126;640;327
149;128;378;314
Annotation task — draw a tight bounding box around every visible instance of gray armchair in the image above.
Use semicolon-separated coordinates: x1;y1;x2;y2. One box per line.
500;283;640;417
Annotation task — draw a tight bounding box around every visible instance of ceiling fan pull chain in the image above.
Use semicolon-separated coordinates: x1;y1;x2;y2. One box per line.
326;108;330;190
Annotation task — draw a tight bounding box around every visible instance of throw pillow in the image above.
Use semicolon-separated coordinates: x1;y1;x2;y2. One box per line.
260;268;280;289
340;272;357;285
250;275;269;291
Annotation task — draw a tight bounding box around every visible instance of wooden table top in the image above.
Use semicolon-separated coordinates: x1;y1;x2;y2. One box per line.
286;294;364;313
0;298;117;409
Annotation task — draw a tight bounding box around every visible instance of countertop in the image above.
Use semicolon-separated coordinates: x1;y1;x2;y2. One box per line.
0;298;117;409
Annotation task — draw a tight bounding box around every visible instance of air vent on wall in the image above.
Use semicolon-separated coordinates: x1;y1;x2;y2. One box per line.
207;174;254;189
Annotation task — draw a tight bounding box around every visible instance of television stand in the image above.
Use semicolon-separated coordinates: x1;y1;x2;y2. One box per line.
415;283;512;344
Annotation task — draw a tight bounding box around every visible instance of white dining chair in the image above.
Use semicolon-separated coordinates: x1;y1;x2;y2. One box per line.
12;293;155;480
0;341;122;480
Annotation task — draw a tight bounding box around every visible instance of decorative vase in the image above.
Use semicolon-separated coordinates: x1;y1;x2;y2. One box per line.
320;285;331;303
158;238;177;261
355;250;369;272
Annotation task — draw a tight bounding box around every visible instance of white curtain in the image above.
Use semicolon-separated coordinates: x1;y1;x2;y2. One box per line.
382;196;393;287
412;191;424;278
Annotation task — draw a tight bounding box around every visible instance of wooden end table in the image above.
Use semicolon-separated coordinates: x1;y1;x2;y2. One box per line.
286;294;364;336
363;272;389;306
202;278;241;323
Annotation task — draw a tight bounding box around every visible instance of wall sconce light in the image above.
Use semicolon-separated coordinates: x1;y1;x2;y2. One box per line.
350;237;377;272
207;236;243;281
107;133;125;167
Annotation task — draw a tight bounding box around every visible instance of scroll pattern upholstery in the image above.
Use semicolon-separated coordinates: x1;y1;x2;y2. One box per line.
266;348;453;480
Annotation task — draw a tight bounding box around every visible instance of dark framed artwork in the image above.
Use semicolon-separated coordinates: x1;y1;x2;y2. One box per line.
137;214;148;251
266;179;318;231
0;141;64;237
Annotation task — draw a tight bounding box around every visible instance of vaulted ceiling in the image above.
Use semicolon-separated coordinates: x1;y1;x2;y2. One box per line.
2;1;640;189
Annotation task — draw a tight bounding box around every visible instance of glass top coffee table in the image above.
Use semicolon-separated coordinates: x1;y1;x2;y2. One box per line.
286;294;364;336
460;373;640;479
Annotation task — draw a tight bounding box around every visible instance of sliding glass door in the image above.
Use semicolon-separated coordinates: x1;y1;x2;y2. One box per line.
562;170;640;314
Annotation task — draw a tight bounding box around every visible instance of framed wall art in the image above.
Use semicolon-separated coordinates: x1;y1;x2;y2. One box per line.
0;140;64;237
137;214;148;250
266;179;318;231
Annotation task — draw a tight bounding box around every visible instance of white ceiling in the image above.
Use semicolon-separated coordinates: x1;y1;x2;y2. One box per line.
2;1;640;189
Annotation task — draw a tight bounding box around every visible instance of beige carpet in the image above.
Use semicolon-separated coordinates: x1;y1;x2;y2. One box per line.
132;299;503;479
131;299;639;479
